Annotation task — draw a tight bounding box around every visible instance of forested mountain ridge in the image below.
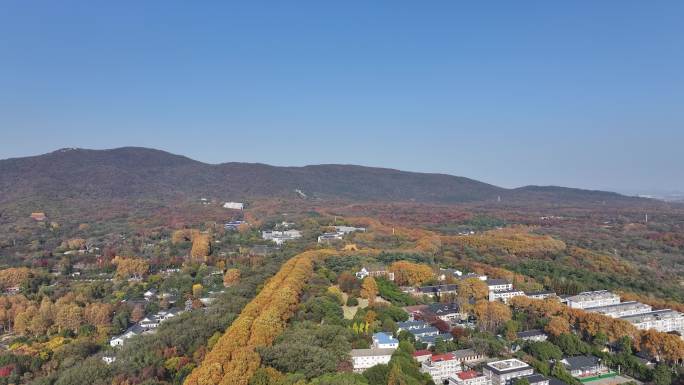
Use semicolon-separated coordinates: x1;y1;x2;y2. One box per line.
0;147;645;208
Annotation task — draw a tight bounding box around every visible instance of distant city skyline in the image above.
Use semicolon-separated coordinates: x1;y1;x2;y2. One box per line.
1;1;683;193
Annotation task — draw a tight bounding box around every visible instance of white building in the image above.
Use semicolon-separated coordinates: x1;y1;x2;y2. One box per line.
262;229;302;245
449;370;492;385
110;325;148;347
317;232;344;243
525;291;556;300
584;301;652;318
483;359;534;385
421;353;463;383
102;356;117;364
318;226;366;243
351;348;395;372
489;289;526;304
620;309;684;334
486;279;513;292
566;290;620;309
334;226;366;234
223;202;244;210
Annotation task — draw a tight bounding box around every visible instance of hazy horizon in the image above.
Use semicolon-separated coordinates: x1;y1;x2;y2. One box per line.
2;2;683;193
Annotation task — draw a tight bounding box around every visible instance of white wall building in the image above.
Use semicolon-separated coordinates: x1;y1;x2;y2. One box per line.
351;348;395;372
620;309;684;334
486;279;513;292
483;359;534;385
584;301;653;318
489;289;526;304
262;229;302;245
223;202;244;210
566;290;620;309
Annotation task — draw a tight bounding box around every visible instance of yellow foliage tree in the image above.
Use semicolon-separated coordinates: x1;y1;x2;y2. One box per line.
223;269;241;287
112;256;149;279
184;249;336;385
389;261;434;286
191;232;212;262
361;277;379;305
192;284;204;298
474;300;511;333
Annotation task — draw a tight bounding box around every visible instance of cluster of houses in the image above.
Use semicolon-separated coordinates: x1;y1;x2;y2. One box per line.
564;290;684;334
109;308;183;347
439;356;608;385
397;319;453;347
317;226;366;243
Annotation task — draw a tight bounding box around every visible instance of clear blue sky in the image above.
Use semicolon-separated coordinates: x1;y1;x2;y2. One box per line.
1;1;683;193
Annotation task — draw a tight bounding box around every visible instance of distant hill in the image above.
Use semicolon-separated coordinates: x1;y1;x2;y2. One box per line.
0;147;643;210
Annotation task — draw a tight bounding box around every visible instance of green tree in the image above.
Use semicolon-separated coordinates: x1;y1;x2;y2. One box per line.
363;364;390;385
652;364;672;385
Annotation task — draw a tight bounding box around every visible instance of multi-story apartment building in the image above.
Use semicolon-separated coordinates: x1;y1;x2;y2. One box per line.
421;353;463;383
483;359;534;385
489;289;526;304
565;290;620;309
486;279;513;292
620;309;684;334
584;301;652;318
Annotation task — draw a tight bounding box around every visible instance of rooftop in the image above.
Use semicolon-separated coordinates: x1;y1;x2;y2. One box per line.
457;370;484;380
525;290;556;296
585;301;651;312
397;320;429;329
517;329;547;338
431;353;456;362
492;288;525;294
620;309;683;322
486;278;510;286
561;355;601;370
567;290;619;301
410;326;440;335
452;349;479;359
486;359;530;374
413;349;432;357
417;284;458;294
373;332;399;344
427;302;461;315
